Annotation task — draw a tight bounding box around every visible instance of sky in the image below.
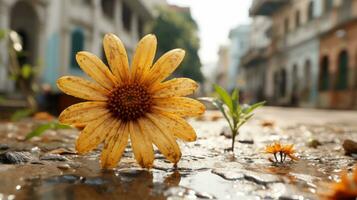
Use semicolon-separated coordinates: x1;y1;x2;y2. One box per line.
167;0;252;75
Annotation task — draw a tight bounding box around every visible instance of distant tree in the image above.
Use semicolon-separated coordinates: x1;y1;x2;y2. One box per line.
150;7;204;83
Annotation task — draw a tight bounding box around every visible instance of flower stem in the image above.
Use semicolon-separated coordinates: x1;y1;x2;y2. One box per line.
231;134;235;152
231;130;238;152
273;153;278;162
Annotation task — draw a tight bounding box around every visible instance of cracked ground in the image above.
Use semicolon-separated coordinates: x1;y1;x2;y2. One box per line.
0;107;356;200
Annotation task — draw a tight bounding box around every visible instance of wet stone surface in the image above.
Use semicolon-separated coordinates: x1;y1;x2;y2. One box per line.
0;107;356;199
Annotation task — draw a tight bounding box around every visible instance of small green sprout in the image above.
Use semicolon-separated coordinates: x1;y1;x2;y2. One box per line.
201;84;265;152
25;122;72;140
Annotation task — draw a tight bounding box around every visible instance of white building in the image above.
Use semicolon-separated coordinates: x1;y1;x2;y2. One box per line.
0;0;164;93
227;25;251;92
240;17;271;103
246;0;327;106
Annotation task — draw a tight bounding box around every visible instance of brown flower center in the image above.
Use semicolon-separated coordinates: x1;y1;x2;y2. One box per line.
107;83;152;121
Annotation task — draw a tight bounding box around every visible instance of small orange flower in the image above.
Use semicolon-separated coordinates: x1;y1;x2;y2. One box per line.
281;144;298;161
321;166;357;200
264;142;298;163
265;142;282;154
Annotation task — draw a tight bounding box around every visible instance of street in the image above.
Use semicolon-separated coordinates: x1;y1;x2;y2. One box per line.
0;106;356;199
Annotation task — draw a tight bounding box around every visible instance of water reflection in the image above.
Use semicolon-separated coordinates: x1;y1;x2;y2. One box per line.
20;169;181;200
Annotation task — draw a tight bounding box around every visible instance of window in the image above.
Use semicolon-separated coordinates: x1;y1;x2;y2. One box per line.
341;0;352;9
284;18;289;35
336;50;348;90
80;0;91;6
303;60;312;100
304;60;312;89
295;10;301;28
308;1;314;21
292;64;298;92
101;0;114;19
319;56;329;91
122;2;132;31
274;72;279;99
70;28;84;69
280;69;287;97
324;0;333;13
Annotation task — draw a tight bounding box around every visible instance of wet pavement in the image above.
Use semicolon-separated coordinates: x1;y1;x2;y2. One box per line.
0;107;356;200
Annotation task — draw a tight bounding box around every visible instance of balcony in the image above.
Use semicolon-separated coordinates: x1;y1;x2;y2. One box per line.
250;0;290;16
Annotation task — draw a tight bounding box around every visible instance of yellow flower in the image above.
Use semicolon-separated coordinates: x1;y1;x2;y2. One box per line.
57;33;205;169
264;142;298;163
321;166;357;200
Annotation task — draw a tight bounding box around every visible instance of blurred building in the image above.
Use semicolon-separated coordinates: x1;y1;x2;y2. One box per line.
226;25;250;92
243;0;357;109
0;0;165;111
215;45;230;88
215;25;251;92
241;17;271;103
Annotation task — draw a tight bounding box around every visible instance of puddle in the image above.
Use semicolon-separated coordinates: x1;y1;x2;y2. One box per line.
0;110;356;199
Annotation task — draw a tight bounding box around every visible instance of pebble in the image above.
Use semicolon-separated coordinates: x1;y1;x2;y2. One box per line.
57;164;71;170
238;140;254;144
45;175;84;184
0;152;34;164
30;147;41;157
307;139;322;148
40;154;69;161
342;139;357;156
0;144;10;150
220;126;232;139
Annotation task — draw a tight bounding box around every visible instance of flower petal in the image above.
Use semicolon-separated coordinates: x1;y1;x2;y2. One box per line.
76;51;118;90
144;49;185;86
75;115;114;154
153;97;205;117
57;76;109;101
131;34;157;83
100;122;129;169
151;78;199;98
148;111;196;142
129;121;154;168
59;102;109;126
103;33;130;83
139;116;181;163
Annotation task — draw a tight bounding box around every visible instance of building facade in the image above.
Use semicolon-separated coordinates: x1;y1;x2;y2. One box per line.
215;45;230;89
0;0;162;95
245;0;357;109
226;25;251;92
240;16;271;103
318;0;357;109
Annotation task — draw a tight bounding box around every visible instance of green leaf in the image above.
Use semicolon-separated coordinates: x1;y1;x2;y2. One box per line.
231;89;239;104
213;84;233;111
53;123;72;129
21;64;33;79
0;30;5;40
237;113;254;128
243;101;265;114
11;109;34;121
231;89;238;107
231;88;240;116
25;122;72;140
198;97;233;130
